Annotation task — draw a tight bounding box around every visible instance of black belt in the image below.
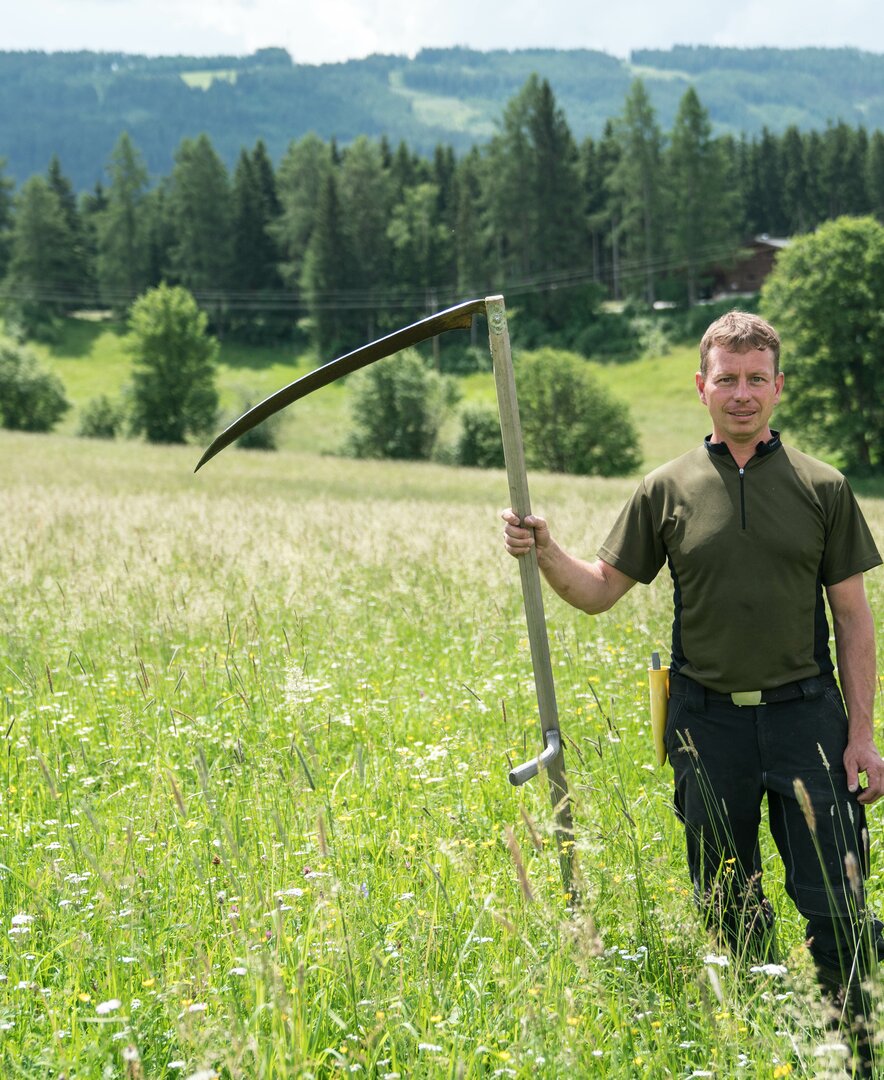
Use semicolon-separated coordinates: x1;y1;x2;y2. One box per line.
671;672;836;707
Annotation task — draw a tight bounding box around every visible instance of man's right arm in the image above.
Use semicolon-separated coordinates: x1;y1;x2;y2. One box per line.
501;509;637;614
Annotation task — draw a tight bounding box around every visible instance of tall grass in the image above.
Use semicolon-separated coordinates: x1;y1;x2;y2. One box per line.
1;431;882;1077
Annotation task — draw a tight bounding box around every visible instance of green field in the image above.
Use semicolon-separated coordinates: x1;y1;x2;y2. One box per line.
1;408;882;1077
2;318;883;1076
28;317;731;469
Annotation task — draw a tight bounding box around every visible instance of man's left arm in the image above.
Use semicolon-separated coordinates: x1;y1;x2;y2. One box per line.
827;573;884;805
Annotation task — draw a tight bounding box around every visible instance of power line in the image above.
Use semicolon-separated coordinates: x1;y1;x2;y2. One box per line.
0;241;745;313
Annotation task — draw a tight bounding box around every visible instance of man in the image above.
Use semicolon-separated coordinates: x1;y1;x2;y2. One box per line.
503;311;882;1061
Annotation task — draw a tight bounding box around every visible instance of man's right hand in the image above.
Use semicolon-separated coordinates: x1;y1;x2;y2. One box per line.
500;508;636;615
501;509;551;558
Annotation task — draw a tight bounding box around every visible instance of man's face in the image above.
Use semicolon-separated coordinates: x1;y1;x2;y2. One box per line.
696;346;784;449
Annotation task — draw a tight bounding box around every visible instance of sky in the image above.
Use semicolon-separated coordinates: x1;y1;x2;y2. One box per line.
4;0;884;63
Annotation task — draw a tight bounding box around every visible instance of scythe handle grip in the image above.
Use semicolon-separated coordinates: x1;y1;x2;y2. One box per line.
508;727;561;786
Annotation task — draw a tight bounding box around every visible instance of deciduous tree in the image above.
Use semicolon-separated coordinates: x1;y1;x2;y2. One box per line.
128;283;219;443
760;215;884;472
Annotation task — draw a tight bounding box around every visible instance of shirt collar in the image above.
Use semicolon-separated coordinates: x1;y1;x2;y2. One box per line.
704;431;782;459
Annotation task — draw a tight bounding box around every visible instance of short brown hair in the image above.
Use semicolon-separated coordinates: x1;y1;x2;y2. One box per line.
699;311;781;376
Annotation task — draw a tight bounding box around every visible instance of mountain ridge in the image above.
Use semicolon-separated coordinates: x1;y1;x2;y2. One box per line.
2;44;883;190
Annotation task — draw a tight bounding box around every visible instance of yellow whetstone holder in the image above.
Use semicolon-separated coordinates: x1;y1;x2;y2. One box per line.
649;651;670;766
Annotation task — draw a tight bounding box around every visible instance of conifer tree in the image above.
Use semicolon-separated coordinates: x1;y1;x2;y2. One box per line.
97;132;150;313
231;146;282;292
487;75;583;328
665;87;737;304
301;172;361;359
609;79;664;303
453;147;490;298
168;134;232;301
867;130;884;222
46;155;90;304
2;175;73;337
272;134;333;300
780;126;811;234
337;137;394;337
0;158;14;280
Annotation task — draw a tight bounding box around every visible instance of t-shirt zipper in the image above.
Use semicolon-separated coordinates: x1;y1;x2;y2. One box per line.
739;467;746;529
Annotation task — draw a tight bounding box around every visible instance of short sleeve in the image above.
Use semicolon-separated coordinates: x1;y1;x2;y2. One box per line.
820;479;882;585
597;479;668;585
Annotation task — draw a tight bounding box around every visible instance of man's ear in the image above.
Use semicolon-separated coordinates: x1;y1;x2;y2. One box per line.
695;371;707;404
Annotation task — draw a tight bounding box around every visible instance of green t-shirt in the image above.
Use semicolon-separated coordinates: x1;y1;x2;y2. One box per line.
598;436;882;693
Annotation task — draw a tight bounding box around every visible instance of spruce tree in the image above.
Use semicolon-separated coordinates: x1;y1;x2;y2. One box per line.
487;75;583;327
46;155;90;305
867;130;884;222
0;158;13;281
300;172;360;360
665;87;737;304
272;134;333;300
337;137;394;337
2;175;73;337
609;79;664;303
168;135;232;301
97;132;150;313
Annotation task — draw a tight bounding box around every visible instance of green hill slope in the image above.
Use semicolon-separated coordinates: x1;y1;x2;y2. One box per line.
2;45;884;190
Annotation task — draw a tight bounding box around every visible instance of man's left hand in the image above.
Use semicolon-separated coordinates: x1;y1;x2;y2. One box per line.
844;738;884;805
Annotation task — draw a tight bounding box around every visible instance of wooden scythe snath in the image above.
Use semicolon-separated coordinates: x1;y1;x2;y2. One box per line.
196;295;576;900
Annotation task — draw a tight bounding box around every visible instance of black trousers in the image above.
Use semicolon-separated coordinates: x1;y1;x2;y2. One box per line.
665;673;877;975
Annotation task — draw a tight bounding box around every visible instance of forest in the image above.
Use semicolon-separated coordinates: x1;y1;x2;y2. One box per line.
1;72;883;363
2;44;884;190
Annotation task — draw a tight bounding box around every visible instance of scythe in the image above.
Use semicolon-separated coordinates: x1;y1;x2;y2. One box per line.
196;296;576;900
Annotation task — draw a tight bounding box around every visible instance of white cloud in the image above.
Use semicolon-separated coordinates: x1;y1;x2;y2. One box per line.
4;0;884;62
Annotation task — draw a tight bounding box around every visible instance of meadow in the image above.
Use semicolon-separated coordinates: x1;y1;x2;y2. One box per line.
1;329;883;1078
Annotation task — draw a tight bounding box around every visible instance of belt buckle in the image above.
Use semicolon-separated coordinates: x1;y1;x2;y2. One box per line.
730;690;763;706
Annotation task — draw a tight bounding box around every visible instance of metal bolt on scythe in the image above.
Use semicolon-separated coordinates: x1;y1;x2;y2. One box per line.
195;295;577;902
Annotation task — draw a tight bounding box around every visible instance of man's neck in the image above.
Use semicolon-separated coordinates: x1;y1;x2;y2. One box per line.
707;429;779;468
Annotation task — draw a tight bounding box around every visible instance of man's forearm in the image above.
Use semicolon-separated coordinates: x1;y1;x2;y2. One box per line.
833;604;877;740
536;542;631;614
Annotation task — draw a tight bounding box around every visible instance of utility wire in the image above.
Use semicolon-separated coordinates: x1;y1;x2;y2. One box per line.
0;241;745;313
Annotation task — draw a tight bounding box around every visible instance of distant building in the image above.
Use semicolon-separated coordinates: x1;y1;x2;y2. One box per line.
711;235;791;297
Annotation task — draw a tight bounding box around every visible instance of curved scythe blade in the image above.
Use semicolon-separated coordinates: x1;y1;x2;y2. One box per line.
194;298;486;472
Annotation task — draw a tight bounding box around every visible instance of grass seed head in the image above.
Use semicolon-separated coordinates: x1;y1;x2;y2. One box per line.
793;778;816;834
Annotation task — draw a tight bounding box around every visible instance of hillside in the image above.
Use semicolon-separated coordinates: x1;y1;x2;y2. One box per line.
2;45;884;190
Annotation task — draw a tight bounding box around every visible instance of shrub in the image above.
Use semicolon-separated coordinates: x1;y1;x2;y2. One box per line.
516;347;642;476
456;402;505;469
78;394;124;439
128;284;219;444
436;342;491;376
0;338;70;432
347;349;460;460
235;399;279;452
571;311;642;362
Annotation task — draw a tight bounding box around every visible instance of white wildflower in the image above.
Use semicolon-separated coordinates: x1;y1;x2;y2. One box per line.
750;963;788;977
95;999;122;1015
703;953;730;967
